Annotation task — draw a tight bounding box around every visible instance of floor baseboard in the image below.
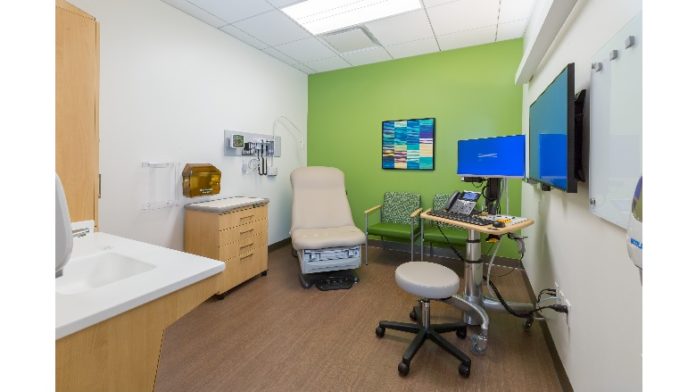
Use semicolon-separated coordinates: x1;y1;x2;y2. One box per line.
368;238;523;269
268;237;291;252
520;272;574;392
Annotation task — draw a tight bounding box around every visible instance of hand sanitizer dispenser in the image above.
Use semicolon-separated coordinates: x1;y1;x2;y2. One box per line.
56;174;73;278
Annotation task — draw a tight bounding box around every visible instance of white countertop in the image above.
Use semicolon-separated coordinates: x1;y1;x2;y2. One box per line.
56;232;224;340
185;196;268;213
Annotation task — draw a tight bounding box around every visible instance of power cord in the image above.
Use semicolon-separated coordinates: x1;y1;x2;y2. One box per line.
435;224;568;320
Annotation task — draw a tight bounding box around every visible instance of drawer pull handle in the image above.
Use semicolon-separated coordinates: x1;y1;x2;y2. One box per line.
239;243;254;250
240;252;254;260
240;228;254;234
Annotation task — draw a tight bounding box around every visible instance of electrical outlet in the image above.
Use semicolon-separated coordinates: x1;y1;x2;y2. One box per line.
550;281;571;324
556;288;570;325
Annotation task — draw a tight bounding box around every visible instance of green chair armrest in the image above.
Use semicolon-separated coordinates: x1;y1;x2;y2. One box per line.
409;208;423;219
364;205;382;215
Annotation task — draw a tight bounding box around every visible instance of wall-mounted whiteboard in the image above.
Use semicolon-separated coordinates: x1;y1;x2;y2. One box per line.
589;13;642;229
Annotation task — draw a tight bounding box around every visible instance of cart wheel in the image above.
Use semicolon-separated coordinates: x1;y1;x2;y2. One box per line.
456;327;467;339
459;362;471;378
398;361;410;377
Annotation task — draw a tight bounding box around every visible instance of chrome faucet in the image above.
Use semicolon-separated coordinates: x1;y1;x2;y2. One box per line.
72;228;91;238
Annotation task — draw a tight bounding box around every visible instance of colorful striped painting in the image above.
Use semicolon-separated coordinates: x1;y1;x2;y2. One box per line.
382;118;435;170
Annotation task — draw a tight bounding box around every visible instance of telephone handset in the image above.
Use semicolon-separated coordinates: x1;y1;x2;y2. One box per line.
445;191;481;216
445;192;461;211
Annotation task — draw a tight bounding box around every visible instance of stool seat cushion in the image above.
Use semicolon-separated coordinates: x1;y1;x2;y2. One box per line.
395;261;460;299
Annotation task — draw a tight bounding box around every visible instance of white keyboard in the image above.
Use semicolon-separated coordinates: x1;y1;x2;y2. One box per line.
479;214;529;226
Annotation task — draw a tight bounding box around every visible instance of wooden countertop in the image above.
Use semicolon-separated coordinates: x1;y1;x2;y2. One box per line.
420;210;534;235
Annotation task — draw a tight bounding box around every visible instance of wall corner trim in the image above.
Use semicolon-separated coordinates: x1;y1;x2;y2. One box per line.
515;0;578;85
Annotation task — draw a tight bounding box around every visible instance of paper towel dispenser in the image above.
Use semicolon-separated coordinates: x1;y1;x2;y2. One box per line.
182;163;221;197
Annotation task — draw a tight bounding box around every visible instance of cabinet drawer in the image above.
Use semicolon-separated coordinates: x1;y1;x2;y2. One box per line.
218;205;267;229
238;243;268;278
219;220;266;246
219;238;258;261
218;243;268;293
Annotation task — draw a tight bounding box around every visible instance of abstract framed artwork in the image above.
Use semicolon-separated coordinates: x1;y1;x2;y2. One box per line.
382;118;435;170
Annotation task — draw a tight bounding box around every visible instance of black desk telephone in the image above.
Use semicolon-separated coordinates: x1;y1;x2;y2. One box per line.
444;191;481;216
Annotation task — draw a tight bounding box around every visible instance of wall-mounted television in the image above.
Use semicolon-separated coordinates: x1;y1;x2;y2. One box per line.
457;135;525;179
382;118;435;170
529;63;577;193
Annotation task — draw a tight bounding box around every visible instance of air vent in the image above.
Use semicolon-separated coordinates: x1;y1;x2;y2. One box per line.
321;26;381;53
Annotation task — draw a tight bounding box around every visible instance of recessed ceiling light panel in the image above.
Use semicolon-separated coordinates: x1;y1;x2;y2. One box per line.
282;0;422;35
322;27;380;53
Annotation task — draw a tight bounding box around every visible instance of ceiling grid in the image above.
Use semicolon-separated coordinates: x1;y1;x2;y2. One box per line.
161;0;536;74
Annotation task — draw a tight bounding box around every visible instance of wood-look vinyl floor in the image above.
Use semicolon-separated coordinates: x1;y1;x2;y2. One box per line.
155;245;562;392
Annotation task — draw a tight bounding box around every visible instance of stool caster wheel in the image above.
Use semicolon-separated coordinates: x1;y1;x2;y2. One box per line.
398;361;409;377
523;317;534;331
456;327;467;340
459;362;471;378
409;307;417;321
471;334;487;354
375;326;385;338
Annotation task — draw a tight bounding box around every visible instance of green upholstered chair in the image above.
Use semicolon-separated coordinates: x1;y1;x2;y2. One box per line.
420;193;468;258
364;192;422;263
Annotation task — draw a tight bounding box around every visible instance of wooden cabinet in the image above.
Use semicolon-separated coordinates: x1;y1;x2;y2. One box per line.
57;275;219;392
56;0;100;227
185;203;269;296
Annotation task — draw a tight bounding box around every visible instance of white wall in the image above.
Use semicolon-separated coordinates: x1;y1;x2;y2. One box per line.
521;1;642;391
69;0;308;250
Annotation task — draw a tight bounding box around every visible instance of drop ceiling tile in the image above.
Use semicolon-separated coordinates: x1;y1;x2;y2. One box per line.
188;0;274;23
220;24;269;49
499;0;536;23
291;63;315;74
365;9;434;46
304;56;351;73
423;0;459;7
274;37;337;63
343;47;392;66
263;47;300;65
161;0;228;28
386;38;440;59
438;25;497;51
496;19;528;41
428;0;499;35
267;0;305;7
233;10;311;46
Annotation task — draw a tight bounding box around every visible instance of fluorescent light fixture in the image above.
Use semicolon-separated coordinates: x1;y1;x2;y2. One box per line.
282;0;422;35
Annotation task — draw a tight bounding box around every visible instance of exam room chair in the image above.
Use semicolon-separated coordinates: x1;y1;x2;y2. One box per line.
364;192;422;262
420;193;468;258
290;166;366;277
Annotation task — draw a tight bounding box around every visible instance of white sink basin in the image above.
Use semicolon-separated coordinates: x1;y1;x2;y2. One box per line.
56;232;224;339
56;251;155;295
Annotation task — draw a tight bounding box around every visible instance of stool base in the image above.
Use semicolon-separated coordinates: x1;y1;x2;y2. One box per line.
376;300;471;378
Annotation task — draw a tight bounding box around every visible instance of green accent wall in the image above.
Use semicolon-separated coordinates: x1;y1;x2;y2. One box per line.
308;40;524;258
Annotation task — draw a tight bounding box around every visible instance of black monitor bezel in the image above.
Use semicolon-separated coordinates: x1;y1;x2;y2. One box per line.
528;63;577;193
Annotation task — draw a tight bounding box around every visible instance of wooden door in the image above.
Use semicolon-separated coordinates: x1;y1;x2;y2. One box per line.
56;0;99;227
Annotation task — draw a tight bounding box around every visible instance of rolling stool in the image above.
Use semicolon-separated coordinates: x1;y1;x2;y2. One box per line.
375;261;471;377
